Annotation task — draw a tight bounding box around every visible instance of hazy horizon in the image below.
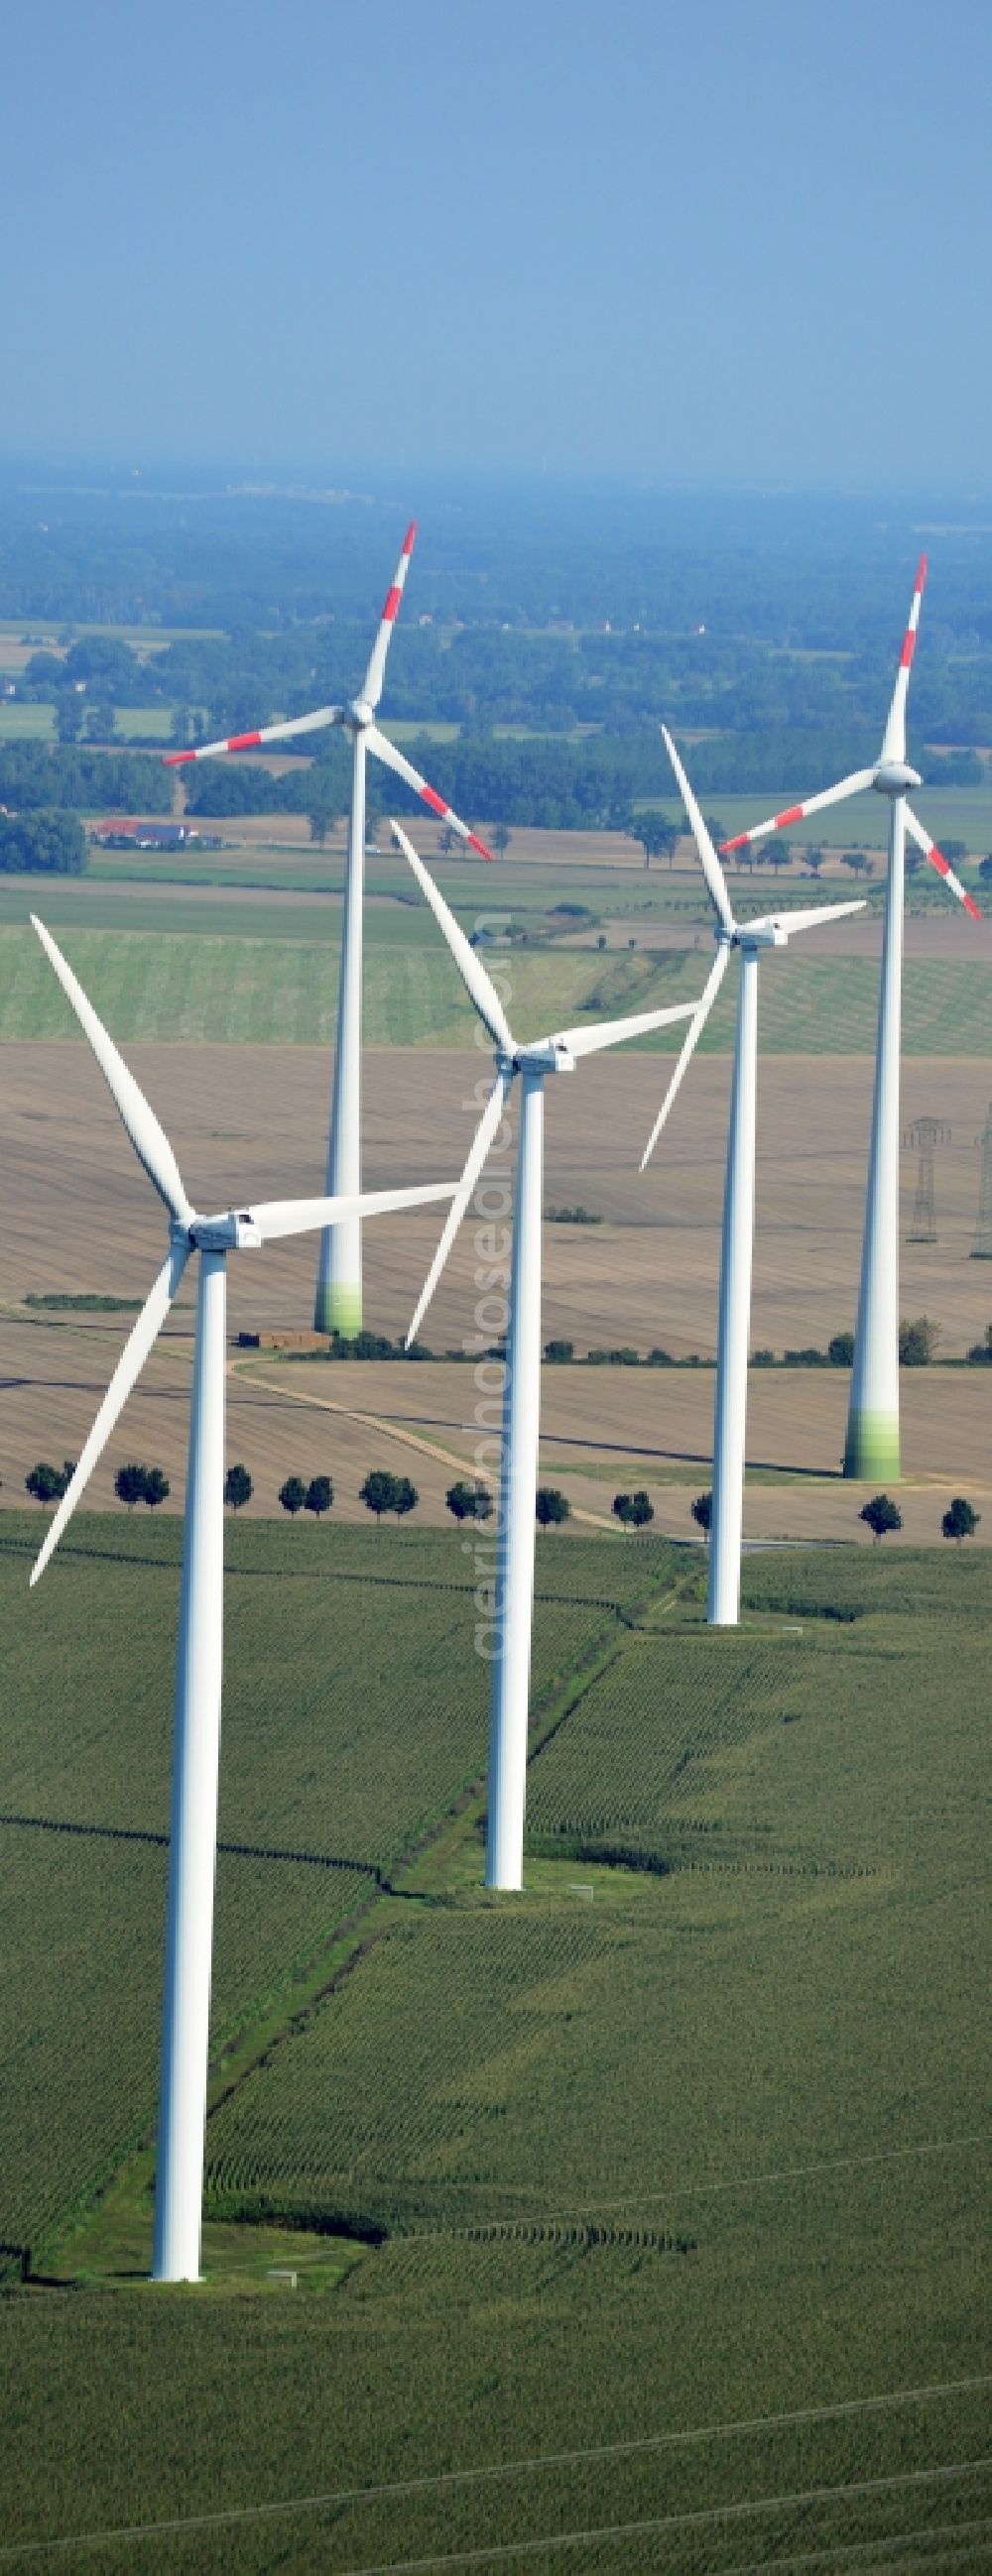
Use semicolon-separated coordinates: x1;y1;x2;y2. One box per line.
6;0;989;491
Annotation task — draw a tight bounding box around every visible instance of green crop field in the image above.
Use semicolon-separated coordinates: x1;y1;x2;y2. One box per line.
2;918;990;1050
0;701;56;740
111;704;176;740
0;1514;653;2274
1;1523;987;2566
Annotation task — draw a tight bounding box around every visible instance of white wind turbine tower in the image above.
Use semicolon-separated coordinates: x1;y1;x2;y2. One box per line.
391;821;701;1889
718;558;981;1482
165;525;490;1338
28;915;455;2283
642;736;865;1628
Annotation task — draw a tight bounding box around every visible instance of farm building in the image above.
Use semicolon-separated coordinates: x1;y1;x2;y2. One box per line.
90;820;221;851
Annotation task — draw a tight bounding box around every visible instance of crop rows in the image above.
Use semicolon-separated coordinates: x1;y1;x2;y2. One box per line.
0;1823;372;2270
0;1513;638;2263
202;1555;988;2252
525;1634;806;1866
3;921;990;1052
740;1540;992;1625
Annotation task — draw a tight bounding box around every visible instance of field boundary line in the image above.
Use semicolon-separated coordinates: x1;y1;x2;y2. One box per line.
233;1364;617;1531
2;2387;987;2563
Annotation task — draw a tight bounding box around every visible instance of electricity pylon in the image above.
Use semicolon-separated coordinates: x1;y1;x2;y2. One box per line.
903;1116;949;1243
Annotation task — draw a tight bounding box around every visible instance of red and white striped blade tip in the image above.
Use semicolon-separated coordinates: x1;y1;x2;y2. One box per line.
378;523;418;627
720;797;809;852
922;840;981;919
718;766;876;853
898;554;929;673
417;785;491;861
163;728;264;765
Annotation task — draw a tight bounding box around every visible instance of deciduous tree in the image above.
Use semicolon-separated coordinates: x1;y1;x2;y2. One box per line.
613;1489;654;1529
446;1480;493;1522
859;1493;903;1544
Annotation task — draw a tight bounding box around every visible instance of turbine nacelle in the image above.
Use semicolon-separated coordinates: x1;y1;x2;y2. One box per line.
511;1040;576;1076
736;922;789;951
186;1212;264;1252
873;760;922;796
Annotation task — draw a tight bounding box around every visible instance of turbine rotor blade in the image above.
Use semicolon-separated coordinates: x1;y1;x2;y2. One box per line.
661;728;734;933
550;997;699;1059
719;770;878;852
368;729;492;859
406;1068;514;1348
30;1241;190;1585
390;821;515;1050
248;1182;457;1243
361;522;417;711
905;807;982;919
31;917;190;1222
744;899;867;937
640;943;730;1169
879;554;928;767
164;706;344;764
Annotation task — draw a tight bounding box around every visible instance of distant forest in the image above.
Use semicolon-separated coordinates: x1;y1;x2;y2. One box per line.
1;475;990;828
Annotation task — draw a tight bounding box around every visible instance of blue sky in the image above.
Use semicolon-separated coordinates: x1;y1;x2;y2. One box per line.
5;0;989;487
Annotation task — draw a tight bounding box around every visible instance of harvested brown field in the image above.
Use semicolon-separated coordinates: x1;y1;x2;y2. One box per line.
316;1355;988;1545
178;810;901;878
4;1043;989;1355
2;1039;989;1539
0;1317;464;1527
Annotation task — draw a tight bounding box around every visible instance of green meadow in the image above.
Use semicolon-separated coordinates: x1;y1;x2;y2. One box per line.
0;1518;987;2566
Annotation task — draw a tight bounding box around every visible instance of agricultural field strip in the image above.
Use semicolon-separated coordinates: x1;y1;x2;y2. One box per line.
420;2129;992;2232
193;2471;990;2574
234;1364;617;1532
0;1807;383;1880
0;2381;984;2567
2;922;991;1050
202;1555;988;2239
1;1517;665;2259
3;2479;988;2575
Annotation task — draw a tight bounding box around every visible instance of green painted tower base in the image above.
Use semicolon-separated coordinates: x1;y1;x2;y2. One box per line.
842;1409;901;1482
313;1283;362;1337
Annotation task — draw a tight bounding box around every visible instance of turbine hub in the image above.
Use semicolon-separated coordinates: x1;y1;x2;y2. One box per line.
873;760;922;796
350;698;374;729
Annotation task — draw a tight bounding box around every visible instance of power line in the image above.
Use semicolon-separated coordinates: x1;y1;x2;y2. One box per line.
1;2384;987;2564
409;2127;990;2234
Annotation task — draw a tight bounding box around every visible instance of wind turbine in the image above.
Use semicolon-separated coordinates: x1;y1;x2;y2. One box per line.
642;737;865;1628
28;915;455;2283
165;524;491;1339
390;821;701;1889
718;558;981;1482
